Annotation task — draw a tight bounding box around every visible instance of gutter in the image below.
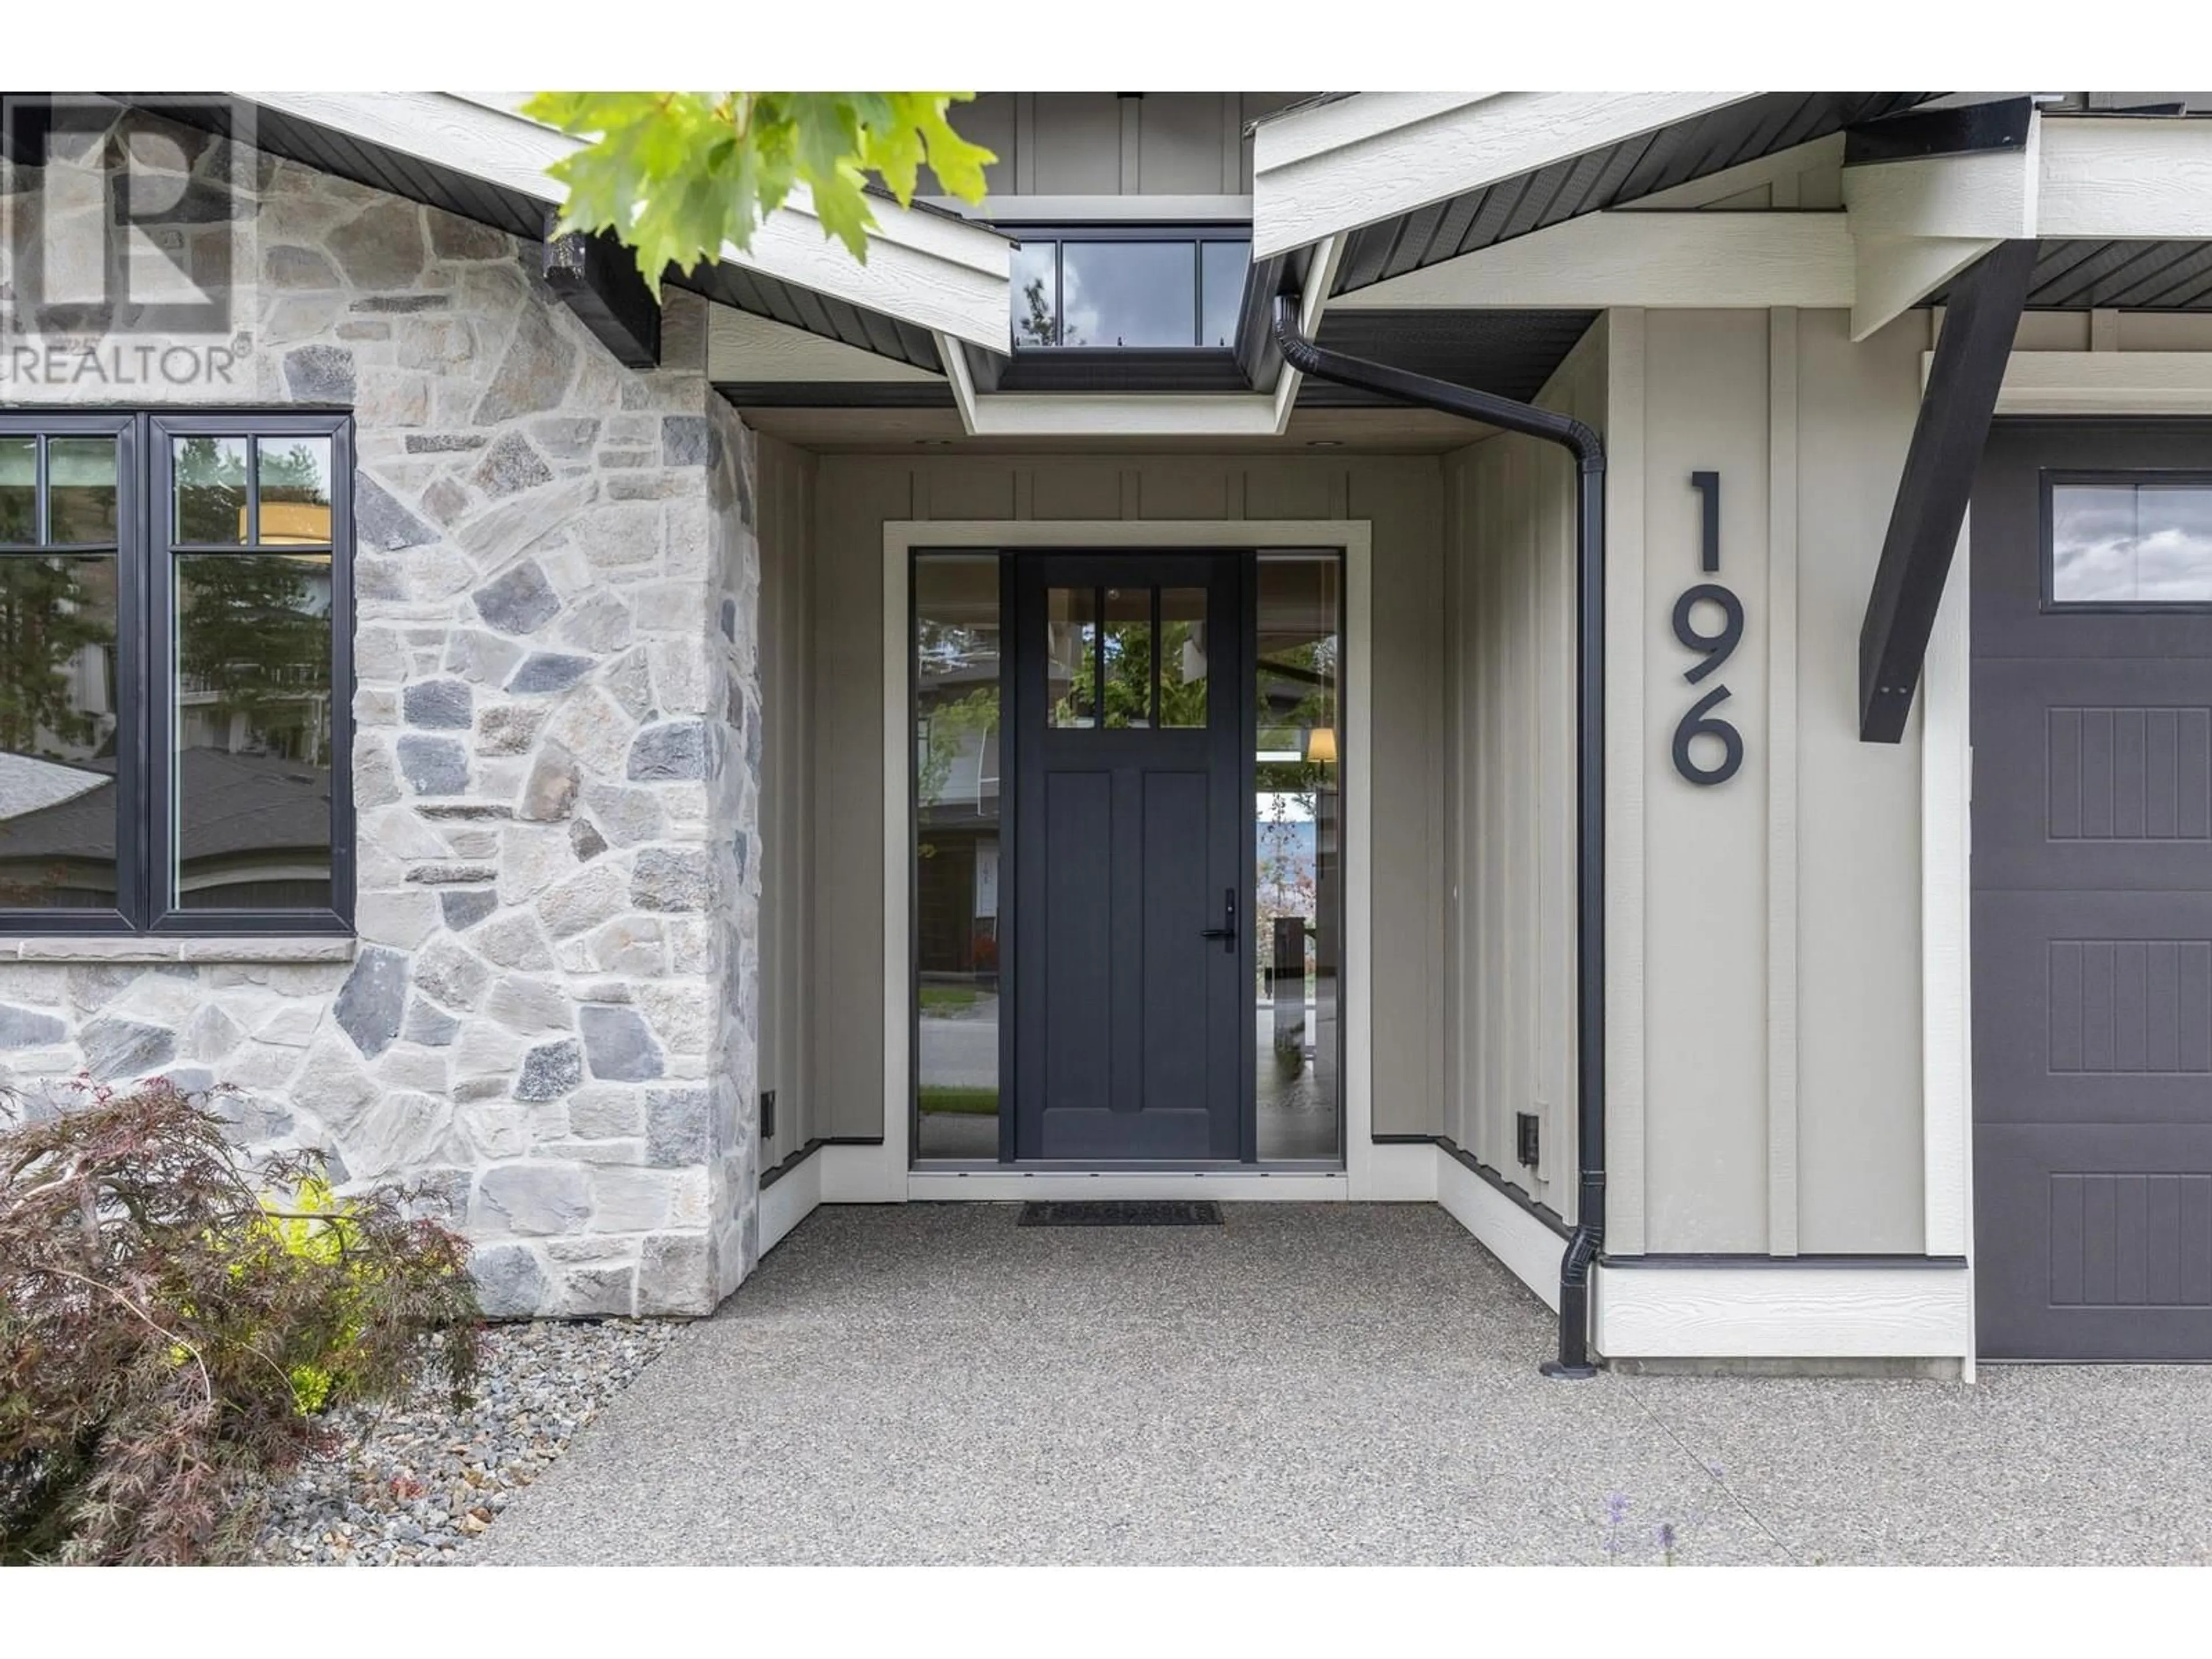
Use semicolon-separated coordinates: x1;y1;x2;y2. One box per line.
1270;296;1608;1378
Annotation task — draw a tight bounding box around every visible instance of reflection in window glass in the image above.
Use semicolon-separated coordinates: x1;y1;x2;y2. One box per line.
1200;241;1250;349
174;553;333;910
48;438;118;546
1047;585;1096;728
174;435;249;544
2052;482;2212;604
257;436;334;546
1160;586;1207;728
1100;586;1153;728
914;554;1003;1158
1061;243;1195;347
0;554;120;909
1255;552;1343;1161
1011;240;1065;346
0;439;37;543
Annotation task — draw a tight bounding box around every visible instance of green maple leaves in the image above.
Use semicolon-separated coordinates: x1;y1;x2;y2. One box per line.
521;92;997;293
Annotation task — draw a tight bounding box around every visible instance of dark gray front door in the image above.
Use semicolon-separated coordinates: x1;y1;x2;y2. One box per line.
1012;553;1248;1161
1974;420;2212;1359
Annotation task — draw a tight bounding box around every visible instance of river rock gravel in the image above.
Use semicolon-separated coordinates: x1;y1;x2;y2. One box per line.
252;1317;681;1566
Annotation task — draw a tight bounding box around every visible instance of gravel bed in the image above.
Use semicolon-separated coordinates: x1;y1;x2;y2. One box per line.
252;1317;681;1566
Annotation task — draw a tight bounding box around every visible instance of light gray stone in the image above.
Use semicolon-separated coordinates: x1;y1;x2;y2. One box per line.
414;937;490;1011
477;911;555;971
569;1088;642;1139
487;976;571;1035
506;653;594;695
0;1003;67;1047
474;302;579;424
404;862;498;886
472;559;560;635
333;944;408;1059
581;784;662;847
570;817;609;862
529;415;601;459
661;415;711;467
210;1089;294;1145
645;1086;709;1167
403;997;461;1047
477;1162;591;1236
476;704;546;756
557;589;631;653
627;721;708;782
560;1264;637;1316
474;430;554;499
356;472;440;551
266;244;338;288
638;1230;711;1313
470;1242;550;1319
514;1037;584;1101
429;210;507;262
79;1015;177;1080
518;744;580;823
539;863;626;938
395;734;469;796
580;1005;664;1082
282;343;355;403
327;195;426;289
631;846;711;912
403;678;473;729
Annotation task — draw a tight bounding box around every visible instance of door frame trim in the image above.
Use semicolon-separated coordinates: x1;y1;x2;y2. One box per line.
853;517;1412;1203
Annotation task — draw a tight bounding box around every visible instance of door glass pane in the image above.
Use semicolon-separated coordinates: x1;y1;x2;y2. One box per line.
0;554;120;910
174;435;249;544
1255;552;1343;1161
1200;241;1250;349
1100;585;1153;728
175;552;334;910
1060;243;1196;347
1011;238;1065;346
1047;585;1096;728
1159;586;1207;728
257;435;334;546
48;437;118;546
2052;482;2212;604
914;553;1002;1158
0;439;37;544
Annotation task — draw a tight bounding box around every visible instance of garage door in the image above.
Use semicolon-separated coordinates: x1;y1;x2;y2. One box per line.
1974;420;2212;1361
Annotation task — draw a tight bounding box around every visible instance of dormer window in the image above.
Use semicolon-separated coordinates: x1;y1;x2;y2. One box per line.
1010;229;1252;350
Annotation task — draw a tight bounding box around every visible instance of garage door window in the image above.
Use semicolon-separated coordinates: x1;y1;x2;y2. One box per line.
2049;475;2212;606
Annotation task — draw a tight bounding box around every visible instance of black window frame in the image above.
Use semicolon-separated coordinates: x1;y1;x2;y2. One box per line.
2043;466;2212;615
1008;224;1254;352
0;409;354;938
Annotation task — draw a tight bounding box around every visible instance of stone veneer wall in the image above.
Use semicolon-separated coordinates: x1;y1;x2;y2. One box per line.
0;116;762;1316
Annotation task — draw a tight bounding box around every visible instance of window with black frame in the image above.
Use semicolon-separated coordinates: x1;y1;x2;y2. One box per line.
1010;229;1252;350
0;414;352;934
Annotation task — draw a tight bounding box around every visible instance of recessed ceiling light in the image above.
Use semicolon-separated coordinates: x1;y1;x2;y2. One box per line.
1306;439;1345;449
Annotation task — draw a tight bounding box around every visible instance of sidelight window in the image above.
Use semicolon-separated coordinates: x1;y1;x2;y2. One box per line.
0;414;353;934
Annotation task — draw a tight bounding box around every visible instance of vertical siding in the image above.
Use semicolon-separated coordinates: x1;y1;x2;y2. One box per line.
925;92;1315;200
755;434;819;1165
1440;324;1604;1218
804;453;1444;1143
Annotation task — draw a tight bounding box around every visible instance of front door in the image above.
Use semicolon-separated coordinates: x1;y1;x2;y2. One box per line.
1973;419;2212;1359
1011;553;1249;1160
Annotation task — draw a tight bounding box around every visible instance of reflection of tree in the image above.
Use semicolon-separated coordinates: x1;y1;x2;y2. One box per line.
175;435;247;543
1015;274;1082;347
1255;633;1336;998
0;557;112;758
1052;612;1207;728
180;555;328;762
917;685;998;815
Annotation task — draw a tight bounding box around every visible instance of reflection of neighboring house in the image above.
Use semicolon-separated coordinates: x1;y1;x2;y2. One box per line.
916;660;1001;981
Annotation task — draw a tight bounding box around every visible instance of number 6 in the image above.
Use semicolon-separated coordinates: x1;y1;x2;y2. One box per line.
1671;683;1743;786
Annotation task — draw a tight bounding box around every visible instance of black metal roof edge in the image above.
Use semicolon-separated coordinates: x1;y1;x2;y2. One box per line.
94;92;948;375
712;382;957;408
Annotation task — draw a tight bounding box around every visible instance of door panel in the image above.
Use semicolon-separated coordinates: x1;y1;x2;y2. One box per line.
1013;552;1248;1161
1974;420;2212;1359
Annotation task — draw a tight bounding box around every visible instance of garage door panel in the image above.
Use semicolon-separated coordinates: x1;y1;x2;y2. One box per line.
1974;418;2212;1360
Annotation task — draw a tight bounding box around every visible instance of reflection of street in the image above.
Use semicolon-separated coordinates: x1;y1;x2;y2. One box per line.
918;991;998;1088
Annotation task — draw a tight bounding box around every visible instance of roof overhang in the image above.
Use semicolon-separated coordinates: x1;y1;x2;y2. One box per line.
224;91;1013;355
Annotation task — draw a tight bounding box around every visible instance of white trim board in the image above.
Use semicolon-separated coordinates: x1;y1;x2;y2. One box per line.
1961;351;2212;415
1435;1153;1563;1313
758;1151;823;1256
239;90;1013;352
1593;1262;1972;1359
868;519;1385;1203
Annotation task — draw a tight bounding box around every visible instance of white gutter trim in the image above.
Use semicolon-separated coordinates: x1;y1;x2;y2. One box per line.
238;91;1012;352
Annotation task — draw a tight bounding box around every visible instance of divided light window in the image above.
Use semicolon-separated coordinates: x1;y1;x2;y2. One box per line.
1011;228;1252;350
0;413;353;935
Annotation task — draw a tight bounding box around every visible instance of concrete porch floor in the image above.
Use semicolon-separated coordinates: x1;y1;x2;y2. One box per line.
478;1204;2212;1566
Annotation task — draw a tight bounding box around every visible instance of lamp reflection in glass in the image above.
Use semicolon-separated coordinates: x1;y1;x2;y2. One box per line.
1302;725;1336;766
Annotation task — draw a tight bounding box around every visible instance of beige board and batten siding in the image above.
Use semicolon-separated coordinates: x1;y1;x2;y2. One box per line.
922;93;1315;202
1440;323;1607;1223
804;452;1445;1143
1605;306;1931;1257
755;434;820;1170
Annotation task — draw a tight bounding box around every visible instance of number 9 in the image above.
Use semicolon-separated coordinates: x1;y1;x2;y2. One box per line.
1671;582;1743;685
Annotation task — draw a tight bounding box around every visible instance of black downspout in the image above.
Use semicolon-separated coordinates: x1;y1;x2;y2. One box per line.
1272;296;1606;1378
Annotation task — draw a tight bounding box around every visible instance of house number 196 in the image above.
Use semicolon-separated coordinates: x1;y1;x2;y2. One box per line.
1670;471;1744;786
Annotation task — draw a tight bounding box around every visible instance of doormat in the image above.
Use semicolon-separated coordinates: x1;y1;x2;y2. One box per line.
1018;1200;1224;1228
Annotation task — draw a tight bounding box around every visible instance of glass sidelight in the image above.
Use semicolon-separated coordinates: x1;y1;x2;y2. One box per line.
912;555;1003;1159
1254;552;1343;1161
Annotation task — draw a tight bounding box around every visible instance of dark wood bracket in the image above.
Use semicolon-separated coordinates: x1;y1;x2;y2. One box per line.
1857;237;2038;743
1843;96;2036;166
542;216;661;370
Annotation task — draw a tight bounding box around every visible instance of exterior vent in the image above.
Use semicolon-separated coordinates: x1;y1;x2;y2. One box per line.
1516;1112;1541;1170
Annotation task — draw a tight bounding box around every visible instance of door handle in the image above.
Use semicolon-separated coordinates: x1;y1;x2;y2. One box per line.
1199;887;1237;953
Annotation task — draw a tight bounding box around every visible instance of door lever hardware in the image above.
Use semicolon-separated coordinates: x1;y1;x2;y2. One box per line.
1199;887;1237;953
